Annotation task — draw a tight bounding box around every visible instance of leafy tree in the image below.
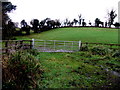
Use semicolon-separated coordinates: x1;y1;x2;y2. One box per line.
40;20;46;28
20;20;30;35
89;20;92;26
2;1;16;40
113;22;120;28
54;19;61;28
95;18;104;27
46;20;55;28
46;19;61;29
20;20;27;28
39;18;50;28
73;19;78;26
30;19;39;33
107;9;117;28
95;18;101;27
82;19;86;27
39;18;53;31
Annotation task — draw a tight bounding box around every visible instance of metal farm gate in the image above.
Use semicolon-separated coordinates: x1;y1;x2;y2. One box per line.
32;39;81;52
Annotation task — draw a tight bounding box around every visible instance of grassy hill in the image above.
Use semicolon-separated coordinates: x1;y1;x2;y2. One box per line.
16;27;118;44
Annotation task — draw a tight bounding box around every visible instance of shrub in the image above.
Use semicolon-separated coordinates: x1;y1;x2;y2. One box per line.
112;50;120;58
2;50;43;89
91;46;108;55
80;44;89;51
26;49;39;56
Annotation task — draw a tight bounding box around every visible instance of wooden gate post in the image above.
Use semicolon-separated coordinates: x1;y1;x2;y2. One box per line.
5;41;8;53
20;40;23;49
15;41;18;50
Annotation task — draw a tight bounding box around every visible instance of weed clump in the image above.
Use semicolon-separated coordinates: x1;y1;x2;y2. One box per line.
90;46;108;55
112;50;120;58
80;45;89;51
26;49;39;56
2;50;43;89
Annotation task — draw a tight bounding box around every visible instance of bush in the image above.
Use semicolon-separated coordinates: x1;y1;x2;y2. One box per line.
26;49;39;56
112;50;120;58
91;46;108;55
2;50;43;89
80;45;89;51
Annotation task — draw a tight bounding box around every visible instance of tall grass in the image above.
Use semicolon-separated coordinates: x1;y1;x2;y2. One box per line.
2;50;43;89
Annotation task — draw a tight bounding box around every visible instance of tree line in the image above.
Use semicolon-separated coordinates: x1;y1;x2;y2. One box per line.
2;1;120;40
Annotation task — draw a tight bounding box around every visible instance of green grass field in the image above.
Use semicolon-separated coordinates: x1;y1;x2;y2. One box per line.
3;27;120;88
37;51;120;88
3;49;120;88
16;27;119;44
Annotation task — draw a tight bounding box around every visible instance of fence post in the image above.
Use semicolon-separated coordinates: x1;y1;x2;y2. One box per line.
32;39;35;49
15;41;18;50
64;41;66;50
72;41;74;51
5;41;8;53
54;40;56;50
20;40;23;49
79;41;81;50
44;40;46;50
110;44;112;49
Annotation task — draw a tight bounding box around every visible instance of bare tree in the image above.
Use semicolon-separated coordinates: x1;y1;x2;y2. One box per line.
78;14;82;26
107;9;117;28
64;18;69;26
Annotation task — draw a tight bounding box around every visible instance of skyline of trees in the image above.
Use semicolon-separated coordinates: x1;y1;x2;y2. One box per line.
13;9;118;28
2;1;118;28
2;1;119;39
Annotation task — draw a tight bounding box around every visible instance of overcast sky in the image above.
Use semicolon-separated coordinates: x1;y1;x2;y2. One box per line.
8;0;119;25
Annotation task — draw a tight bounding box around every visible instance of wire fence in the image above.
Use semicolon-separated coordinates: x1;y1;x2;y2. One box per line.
1;39;120;53
81;42;120;50
1;40;33;54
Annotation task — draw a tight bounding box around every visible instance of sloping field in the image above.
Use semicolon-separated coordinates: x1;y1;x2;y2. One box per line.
16;27;119;44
